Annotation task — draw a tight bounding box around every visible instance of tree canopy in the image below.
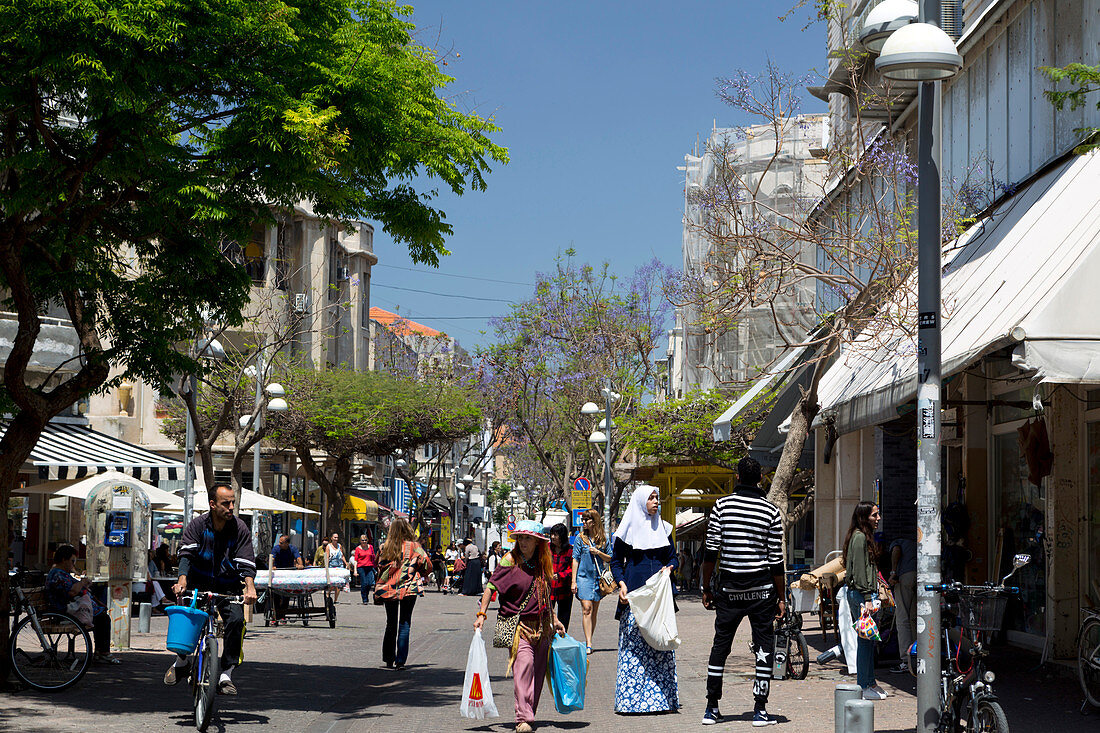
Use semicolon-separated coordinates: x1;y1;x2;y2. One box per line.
269;368;483;530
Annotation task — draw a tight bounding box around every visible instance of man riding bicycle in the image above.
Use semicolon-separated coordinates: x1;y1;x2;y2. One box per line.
164;483;257;695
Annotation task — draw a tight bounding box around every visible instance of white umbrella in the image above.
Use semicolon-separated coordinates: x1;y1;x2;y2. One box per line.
173;487;318;515
52;470;184;507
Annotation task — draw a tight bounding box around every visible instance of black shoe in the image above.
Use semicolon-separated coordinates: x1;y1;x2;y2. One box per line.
217;679;238;695
701;706;724;725
164;661;190;685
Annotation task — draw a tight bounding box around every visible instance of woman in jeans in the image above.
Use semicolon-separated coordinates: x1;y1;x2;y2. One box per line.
473;520;566;733
571;508;612;655
843;501;889;700
375;519;430;669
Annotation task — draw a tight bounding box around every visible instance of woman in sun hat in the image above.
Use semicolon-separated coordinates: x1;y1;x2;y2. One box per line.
610;485;679;714
473;520;566;733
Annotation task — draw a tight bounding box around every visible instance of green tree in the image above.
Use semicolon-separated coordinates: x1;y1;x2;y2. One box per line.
617;389;765;468
0;0;505;678
269;368;482;532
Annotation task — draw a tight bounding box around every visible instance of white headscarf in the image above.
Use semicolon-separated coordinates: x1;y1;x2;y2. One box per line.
613;484;672;550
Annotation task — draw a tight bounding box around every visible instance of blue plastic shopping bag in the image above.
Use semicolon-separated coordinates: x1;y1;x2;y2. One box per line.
549;633;587;714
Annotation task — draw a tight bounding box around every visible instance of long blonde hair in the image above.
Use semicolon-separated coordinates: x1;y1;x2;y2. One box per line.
380;519;417;566
580;509;606;547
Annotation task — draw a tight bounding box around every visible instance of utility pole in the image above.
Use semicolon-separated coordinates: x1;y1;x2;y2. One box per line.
603;380;613;542
915;1;944;729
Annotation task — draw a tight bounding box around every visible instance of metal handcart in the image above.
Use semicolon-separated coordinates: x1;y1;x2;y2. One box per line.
254;566;349;629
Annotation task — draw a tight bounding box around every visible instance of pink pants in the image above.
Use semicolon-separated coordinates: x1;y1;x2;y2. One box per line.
512;634;550;724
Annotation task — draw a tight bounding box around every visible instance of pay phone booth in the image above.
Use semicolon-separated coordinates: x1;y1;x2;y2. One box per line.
85;479;151;650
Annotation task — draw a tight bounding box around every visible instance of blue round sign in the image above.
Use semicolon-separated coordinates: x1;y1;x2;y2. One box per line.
506;521;516;532
573;477;591;492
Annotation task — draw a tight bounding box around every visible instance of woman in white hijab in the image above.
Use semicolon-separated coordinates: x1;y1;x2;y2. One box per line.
609;485;679;714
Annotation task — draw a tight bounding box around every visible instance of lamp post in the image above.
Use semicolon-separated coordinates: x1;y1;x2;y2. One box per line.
183;337;226;522
582;382;620;541
861;3;961;731
239;352;289;555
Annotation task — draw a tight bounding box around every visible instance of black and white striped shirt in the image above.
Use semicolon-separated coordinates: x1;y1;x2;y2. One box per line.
704;486;784;578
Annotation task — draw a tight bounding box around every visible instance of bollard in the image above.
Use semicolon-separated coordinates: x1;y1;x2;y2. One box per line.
844;698;875;733
138;602;152;633
835;684;862;733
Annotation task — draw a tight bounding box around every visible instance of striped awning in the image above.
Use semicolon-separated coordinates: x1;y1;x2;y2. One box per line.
2;421;184;482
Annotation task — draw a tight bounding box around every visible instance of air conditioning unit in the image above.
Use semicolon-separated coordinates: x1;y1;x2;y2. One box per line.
293;293;309;313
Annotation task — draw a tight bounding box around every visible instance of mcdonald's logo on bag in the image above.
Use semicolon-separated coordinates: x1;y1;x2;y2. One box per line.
468;672;484;704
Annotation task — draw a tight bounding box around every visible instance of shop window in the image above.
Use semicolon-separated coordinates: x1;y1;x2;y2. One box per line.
992;386;1035;424
992;432;1046;636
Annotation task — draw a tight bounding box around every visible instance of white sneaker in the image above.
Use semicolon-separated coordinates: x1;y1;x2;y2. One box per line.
862;686;888;700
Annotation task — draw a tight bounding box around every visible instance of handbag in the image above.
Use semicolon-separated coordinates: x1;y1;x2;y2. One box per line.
67;593;95;627
581;535;616;597
493;578;539;649
854;605;881;641
877;571;895;608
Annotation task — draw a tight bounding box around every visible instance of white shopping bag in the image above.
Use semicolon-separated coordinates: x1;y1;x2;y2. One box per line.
460;629;499;719
836;588;859;675
626;568;681;651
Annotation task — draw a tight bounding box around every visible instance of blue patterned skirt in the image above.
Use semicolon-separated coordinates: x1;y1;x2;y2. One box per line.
615;608;679;713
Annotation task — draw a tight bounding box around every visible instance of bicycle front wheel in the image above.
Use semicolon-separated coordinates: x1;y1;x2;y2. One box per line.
787;631;809;680
9;612;92;691
193;635;219;731
1078;616;1100;707
968;698;1009;733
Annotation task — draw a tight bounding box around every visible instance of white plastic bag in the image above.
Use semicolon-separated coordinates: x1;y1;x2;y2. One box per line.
460;629;499;719
836;588;859;674
626;568;681;651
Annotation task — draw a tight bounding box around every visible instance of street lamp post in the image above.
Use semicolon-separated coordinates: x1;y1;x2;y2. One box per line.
582;381;620;541
240;351;289;555
183;337;226;522
861;3;961;731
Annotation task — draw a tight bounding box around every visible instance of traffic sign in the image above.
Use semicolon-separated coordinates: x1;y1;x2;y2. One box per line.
506;521;516;532
507;514;516;523
572;509;585;528
573;477;591;492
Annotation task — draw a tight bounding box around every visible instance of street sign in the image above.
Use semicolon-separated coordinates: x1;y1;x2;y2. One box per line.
507;514;516;523
572;509;585;528
506;521;516;532
573;477;591;492
572;477;592;511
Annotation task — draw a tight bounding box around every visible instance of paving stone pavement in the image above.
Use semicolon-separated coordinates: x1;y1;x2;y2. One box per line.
0;590;1093;732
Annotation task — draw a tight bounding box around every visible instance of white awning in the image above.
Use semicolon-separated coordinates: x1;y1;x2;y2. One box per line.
51;470;184;507
812;151;1100;433
713;344;811;441
167;487;319;515
1;421;184;482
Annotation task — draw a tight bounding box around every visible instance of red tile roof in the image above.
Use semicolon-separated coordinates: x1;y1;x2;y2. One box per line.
369;307;442;338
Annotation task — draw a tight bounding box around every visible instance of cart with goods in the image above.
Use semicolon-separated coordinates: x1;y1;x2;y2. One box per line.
254;566;350;629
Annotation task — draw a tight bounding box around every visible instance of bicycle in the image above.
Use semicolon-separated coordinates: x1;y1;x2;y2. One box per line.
924;553;1031;733
177;590;244;732
7;570;92;692
1078;605;1100;708
748;573;809;681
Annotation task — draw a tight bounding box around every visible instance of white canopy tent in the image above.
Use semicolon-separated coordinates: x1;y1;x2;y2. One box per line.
51;470;184;507
164;487;318;515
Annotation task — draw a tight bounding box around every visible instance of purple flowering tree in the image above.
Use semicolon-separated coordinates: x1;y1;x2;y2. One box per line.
478;253;674;521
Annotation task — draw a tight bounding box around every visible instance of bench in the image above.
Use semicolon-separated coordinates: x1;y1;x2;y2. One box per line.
17;586;93;636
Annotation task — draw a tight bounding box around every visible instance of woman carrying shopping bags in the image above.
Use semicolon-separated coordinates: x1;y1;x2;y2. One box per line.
473;520;566;733
610;485;679;715
844;501;889;701
375;519;431;670
548;523;574;631
571;509;612;654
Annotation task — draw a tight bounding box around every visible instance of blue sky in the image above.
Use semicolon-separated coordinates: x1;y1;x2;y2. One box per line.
369;1;827;348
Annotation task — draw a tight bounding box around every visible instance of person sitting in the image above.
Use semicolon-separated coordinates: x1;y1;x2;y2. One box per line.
269;534;303;625
44;544;119;664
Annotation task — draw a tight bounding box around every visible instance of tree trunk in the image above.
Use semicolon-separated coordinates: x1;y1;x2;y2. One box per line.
766;391;820;529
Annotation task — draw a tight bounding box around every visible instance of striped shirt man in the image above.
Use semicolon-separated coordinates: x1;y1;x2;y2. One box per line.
700;457;786;727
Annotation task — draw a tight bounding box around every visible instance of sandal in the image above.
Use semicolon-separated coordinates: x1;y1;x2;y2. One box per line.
586;645;593;655
95;654;122;665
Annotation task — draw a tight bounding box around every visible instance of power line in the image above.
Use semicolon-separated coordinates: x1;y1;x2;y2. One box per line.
374;263;533;286
372;283;515;303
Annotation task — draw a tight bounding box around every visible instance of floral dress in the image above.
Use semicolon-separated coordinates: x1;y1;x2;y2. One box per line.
44;568;105;617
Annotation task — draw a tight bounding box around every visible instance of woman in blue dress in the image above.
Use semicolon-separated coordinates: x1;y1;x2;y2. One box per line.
571;509;612;655
610;485;679;714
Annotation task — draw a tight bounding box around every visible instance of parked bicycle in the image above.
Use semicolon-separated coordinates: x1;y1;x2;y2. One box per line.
1079;605;1100;709
923;553;1031;733
750;572;809;681
176;590;244;732
7;569;92;692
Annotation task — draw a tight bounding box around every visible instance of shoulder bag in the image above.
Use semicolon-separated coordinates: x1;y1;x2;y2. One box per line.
583;536;617;597
493;577;539;648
